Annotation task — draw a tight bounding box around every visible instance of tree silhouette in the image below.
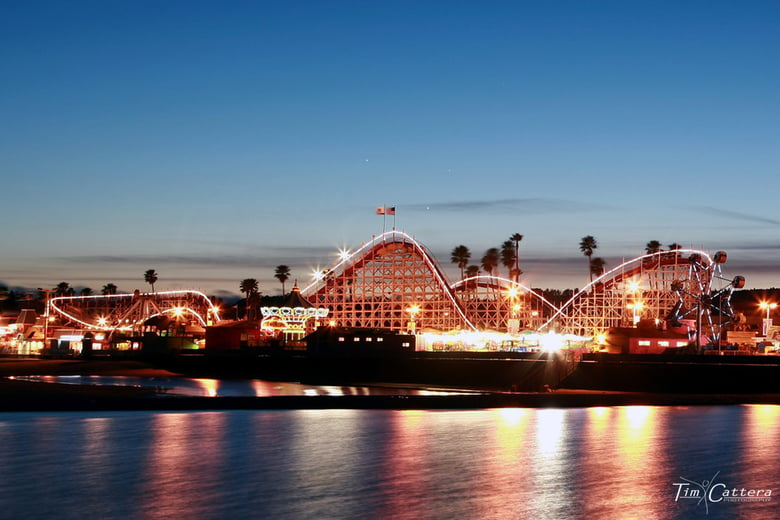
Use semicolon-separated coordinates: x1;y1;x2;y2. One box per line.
240;278;260;319
590;257;607;279
80;287;93;296
481;248;499;277
144;269;158;293
500;240;516;280
510;233;523;281
645;240;662;254
579;236;598;281
274;265;291;295
450;245;471;280
101;283;118;295
55;282;73;297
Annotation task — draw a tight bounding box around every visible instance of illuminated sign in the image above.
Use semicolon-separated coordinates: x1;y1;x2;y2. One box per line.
260;307;329;319
260;306;330;336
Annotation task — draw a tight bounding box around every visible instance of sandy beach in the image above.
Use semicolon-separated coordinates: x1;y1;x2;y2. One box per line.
2;357;780;412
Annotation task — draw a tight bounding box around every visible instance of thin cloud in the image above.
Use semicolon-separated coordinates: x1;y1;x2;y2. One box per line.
710;241;780;252
59;247;338;268
404;198;613;214
693;206;780;226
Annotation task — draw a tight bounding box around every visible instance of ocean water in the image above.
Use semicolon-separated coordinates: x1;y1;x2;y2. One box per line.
0;405;777;519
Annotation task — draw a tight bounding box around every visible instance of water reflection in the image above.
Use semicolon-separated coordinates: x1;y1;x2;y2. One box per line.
536;408;567;457
379;410;430;519
734;404;780;519
481;409;531;519
13;375;474;397
0;406;777;519
190;377;218;396
579;406;671;518
140;412;230;519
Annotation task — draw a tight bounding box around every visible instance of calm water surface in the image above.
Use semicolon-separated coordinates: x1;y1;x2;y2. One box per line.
0;405;778;519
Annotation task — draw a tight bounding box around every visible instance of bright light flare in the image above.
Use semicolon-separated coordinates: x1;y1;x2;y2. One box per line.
541;330;564;352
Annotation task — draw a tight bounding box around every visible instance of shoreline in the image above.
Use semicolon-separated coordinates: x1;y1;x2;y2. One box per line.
2;358;780;412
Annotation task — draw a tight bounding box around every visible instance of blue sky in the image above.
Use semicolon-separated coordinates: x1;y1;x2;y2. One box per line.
2;1;779;298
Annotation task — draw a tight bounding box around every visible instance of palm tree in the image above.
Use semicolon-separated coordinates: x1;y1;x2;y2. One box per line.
144;269;158;293
239;278;259;299
450;245;471;280
500;240;516;279
510;233;523;281
579;235;598;281
55;282;73;297
239;278;259;319
481;248;499;277
590;257;607;279
80;287;93;296
101;283;118;295
645;240;662;254
274;265;291;295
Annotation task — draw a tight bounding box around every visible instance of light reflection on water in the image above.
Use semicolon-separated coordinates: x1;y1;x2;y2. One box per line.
12;375;472;397
0;406;777;519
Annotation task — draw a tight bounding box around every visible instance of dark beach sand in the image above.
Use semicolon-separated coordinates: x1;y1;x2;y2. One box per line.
1;358;780;412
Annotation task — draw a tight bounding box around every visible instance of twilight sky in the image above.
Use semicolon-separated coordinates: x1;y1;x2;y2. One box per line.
2;1;779;299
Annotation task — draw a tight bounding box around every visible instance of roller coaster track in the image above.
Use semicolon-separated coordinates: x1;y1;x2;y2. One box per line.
49;290;222;334
48;231;742;346
544;249;742;342
450;275;559;332
302;230;475;331
303;234;741;343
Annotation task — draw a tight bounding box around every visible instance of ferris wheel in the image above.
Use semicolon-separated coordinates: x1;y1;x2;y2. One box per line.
668;250;745;347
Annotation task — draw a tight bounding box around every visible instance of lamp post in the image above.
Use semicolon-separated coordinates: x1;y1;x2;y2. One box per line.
406;304;420;334
759;302;777;336
627;301;644;326
506;287;520;334
626;281;643;327
37;288;53;354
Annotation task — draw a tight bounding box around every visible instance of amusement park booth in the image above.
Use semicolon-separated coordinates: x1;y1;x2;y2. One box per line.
603;326;691;354
306;326;416;357
205;320;268;350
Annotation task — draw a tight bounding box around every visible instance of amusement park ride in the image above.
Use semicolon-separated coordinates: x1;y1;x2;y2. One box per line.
48;231;745;349
49;289;221;339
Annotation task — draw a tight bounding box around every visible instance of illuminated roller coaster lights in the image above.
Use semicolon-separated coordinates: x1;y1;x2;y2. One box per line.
49;290;222;331
302;230;476;331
